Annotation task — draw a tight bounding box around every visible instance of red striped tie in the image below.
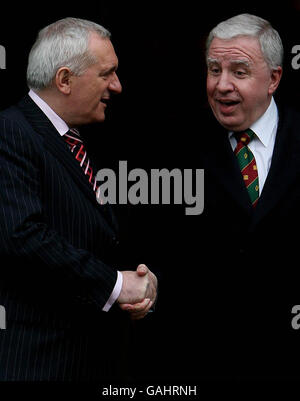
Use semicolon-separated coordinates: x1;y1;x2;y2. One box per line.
64;129;102;202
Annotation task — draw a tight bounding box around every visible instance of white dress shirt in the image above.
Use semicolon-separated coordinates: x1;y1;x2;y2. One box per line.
229;96;278;195
28;89;122;312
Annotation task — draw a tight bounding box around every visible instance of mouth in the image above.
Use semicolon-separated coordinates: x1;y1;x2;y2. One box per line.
100;97;110;107
216;98;240;114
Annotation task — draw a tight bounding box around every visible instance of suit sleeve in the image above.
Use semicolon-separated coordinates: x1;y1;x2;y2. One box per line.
0;116;118;311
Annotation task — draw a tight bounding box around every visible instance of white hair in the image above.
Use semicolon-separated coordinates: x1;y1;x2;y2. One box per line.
27;17;111;90
206;13;283;69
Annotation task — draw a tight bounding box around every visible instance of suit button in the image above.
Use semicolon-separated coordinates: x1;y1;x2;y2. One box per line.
112;237;119;246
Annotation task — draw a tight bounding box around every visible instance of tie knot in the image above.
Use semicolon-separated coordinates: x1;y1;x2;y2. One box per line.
234;129;255;146
64;129;83;148
69;127;80;136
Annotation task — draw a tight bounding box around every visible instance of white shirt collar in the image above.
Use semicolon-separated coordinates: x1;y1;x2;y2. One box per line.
28;89;69;136
229;96;278;147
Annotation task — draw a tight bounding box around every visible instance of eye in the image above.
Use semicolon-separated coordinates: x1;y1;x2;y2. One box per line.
99;72;109;80
208;65;221;75
234;69;247;78
99;66;118;80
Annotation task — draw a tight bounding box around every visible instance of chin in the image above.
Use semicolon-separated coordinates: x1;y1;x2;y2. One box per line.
91;113;106;124
217;117;243;131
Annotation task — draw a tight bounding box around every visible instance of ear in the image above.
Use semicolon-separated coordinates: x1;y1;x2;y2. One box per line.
268;66;283;95
55;67;72;95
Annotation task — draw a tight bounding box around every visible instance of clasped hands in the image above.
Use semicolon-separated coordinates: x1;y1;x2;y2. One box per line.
117;264;157;320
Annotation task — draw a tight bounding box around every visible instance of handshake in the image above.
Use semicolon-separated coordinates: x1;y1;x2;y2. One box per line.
118;264;158;320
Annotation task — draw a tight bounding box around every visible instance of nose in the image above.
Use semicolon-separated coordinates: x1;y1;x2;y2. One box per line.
109;72;122;94
216;71;235;93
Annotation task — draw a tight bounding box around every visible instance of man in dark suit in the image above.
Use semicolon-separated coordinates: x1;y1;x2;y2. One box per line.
169;13;300;380
0;17;157;381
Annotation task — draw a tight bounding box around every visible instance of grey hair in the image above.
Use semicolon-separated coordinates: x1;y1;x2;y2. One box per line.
27;17;111;90
206;13;283;70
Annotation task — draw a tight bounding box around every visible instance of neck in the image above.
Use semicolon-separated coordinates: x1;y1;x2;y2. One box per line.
34;88;72;125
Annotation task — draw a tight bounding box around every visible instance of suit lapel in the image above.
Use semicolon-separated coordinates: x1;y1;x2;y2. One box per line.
253;105;300;224
203;125;253;215
17;95;118;232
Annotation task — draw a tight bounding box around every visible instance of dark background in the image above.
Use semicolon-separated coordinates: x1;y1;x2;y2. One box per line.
1;0;300;389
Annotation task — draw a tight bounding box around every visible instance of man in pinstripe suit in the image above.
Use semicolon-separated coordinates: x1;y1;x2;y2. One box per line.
0;17;157;381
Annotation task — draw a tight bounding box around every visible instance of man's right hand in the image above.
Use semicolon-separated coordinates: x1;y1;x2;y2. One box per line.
117;264;157;319
117;264;157;304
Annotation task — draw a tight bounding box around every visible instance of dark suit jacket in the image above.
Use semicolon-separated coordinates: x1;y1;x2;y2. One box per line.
0;95;130;381
161;102;300;380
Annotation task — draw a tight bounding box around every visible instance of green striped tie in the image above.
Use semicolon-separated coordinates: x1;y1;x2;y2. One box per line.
234;129;259;207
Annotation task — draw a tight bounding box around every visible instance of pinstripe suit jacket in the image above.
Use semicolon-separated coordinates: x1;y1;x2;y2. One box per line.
0;95;129;381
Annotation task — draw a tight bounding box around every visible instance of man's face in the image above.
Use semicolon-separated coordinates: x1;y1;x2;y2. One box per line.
69;33;122;125
206;36;281;132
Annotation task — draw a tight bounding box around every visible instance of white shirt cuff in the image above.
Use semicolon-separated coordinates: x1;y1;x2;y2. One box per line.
102;270;123;312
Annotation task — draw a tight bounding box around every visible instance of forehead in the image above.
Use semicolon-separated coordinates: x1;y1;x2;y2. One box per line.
208;36;265;65
88;33;118;67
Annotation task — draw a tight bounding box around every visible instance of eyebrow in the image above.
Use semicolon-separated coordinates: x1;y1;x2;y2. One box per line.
207;57;250;68
100;65;118;76
230;60;250;68
207;57;219;65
